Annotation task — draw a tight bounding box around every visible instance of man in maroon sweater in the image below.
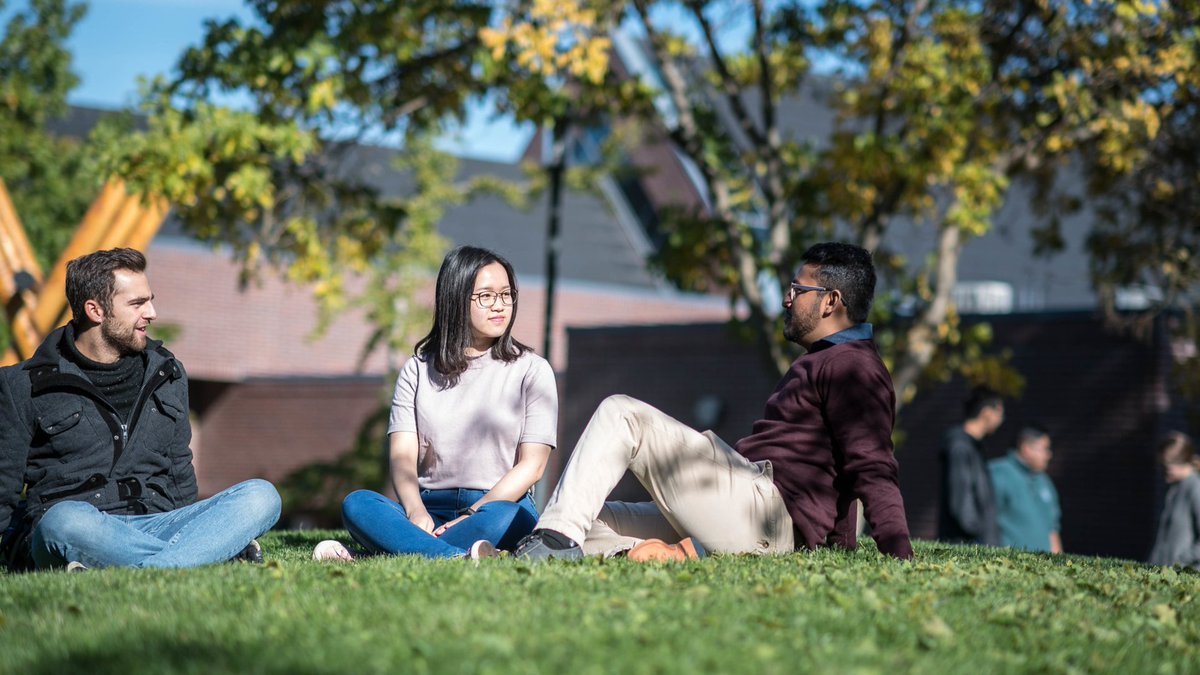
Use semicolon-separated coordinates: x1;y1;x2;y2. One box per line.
516;242;913;561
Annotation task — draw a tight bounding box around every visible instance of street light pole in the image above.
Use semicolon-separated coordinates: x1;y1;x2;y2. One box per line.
542;118;568;362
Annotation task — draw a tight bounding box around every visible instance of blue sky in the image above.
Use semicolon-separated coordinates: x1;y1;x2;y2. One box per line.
5;0;530;161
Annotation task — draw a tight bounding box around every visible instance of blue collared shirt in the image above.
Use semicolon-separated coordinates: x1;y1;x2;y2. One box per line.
809;323;874;353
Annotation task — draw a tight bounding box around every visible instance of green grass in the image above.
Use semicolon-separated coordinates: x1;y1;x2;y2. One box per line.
1;531;1197;675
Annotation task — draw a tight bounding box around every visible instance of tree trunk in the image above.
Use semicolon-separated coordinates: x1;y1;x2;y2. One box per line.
890;222;961;411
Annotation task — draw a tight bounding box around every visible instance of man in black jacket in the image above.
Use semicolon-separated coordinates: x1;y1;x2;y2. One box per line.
0;248;280;570
937;385;1004;546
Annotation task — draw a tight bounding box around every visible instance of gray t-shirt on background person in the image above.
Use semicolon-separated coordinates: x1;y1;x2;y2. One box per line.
1149;472;1200;569
388;350;558;491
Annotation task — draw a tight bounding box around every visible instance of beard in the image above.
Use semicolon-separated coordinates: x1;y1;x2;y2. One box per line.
783;301;821;345
100;316;146;356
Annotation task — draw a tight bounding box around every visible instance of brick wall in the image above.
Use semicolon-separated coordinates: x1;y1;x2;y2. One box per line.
191;378;387;497
147;237;735;376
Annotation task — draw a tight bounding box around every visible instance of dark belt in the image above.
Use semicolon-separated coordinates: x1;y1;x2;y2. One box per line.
116;476;143;500
33;474;152;517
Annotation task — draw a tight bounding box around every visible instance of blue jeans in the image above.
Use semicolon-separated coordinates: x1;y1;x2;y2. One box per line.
30;479;281;569
342;488;538;558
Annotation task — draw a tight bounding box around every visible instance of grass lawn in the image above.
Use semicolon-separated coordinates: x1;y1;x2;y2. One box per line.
1;531;1197;674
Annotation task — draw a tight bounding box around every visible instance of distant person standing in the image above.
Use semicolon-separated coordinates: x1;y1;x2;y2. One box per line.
938;385;1003;546
1148;432;1200;569
989;425;1062;553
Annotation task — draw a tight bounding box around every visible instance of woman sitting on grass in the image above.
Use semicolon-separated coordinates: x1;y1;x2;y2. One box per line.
314;246;557;561
1149;431;1200;570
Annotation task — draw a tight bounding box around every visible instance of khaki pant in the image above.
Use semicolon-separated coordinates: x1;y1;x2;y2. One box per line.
538;395;794;556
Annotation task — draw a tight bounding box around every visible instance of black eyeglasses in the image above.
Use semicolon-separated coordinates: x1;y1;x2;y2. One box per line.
471;290;516;309
785;283;829;302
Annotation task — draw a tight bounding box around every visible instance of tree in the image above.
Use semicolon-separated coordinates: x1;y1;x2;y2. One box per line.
1070;0;1200;425
96;0;536;363
94;0;629;365
489;0;1176;406
0;0;105;356
21;0;1186;412
0;0;96;270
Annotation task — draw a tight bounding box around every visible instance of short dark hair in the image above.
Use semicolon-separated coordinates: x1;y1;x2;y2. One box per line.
415;245;529;386
65;248;148;323
964;385;1003;420
1016;424;1049;448
799;242;876;323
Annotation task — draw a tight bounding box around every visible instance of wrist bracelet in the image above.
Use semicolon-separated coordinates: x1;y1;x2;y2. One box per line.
464;506;478;516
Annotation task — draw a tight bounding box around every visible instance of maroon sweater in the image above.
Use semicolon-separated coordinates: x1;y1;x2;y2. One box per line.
735;335;913;559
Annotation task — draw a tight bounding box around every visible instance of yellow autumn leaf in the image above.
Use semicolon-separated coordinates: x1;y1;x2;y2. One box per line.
306;79;336;115
479;27;508;61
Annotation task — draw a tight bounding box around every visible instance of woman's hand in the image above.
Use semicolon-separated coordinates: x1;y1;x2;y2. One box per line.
389;432;435;534
408;508;436;534
433;514;468;536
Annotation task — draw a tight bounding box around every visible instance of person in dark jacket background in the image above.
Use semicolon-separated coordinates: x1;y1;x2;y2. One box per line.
938;385;1004;546
0;248;280;571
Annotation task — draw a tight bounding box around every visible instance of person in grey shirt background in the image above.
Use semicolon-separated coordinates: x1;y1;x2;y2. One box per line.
1149;431;1200;569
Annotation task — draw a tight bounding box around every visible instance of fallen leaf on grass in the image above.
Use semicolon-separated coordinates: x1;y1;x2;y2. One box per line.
988;600;1017;624
1086;625;1120;643
753;644;778;661
920;615;955;648
860;588;883;611
1151;603;1177;626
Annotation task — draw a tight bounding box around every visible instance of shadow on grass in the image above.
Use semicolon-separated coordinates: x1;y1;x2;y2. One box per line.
24;639;240;675
21;633;332;675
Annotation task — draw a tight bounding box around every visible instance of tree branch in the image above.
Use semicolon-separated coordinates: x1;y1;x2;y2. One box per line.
686;2;788;214
751;0;791;268
634;0;788;372
891;217;962;403
688;1;770;152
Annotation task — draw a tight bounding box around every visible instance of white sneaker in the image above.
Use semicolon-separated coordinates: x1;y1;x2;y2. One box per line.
468;540;497;560
65;561;88;573
312;539;355;562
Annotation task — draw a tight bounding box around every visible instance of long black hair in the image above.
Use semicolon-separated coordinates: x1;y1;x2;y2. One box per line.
414;246;529;386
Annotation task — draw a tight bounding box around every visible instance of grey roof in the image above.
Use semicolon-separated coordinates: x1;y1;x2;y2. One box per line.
333;143;661;290
46;105;140;138
701;74;841;151
881;171;1098;312
50;106;662;291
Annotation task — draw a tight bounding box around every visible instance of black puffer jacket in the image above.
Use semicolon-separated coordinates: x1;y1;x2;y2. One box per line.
0;324;198;562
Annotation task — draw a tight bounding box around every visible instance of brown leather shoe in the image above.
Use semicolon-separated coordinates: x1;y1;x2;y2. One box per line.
628;537;704;562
